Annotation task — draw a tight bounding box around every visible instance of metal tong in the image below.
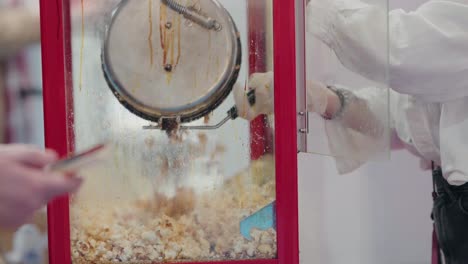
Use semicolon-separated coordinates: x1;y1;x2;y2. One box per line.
45;143;109;174
143;86;257;131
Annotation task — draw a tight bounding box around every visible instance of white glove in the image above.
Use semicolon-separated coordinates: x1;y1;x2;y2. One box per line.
233;72;336;120
233;72;274;121
306;80;331;116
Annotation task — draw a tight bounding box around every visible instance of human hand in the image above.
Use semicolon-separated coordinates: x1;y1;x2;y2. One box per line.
232;71;339;120
233;72;274;121
306;80;329;115
0;145;82;229
306;80;343;119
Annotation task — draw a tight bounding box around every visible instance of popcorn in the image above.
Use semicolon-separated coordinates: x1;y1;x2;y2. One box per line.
141;231;158;243
246;245;256;257
71;155;278;263
258;244;273;256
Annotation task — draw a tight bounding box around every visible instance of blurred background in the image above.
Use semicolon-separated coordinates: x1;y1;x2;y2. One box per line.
0;0;46;263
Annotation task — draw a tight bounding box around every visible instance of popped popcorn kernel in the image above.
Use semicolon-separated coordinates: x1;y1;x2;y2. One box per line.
70;155;277;263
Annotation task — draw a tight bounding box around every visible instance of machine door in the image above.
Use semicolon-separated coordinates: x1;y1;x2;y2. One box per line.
297;0;390;165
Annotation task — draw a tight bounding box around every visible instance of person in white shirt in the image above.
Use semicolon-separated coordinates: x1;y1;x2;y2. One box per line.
234;0;468;263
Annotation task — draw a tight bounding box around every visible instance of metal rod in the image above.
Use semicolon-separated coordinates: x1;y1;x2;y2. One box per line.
179;114;231;130
142;114;232;130
161;0;222;31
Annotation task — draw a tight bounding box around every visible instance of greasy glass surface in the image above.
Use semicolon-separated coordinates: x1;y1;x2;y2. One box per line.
66;0;276;262
301;0;390;161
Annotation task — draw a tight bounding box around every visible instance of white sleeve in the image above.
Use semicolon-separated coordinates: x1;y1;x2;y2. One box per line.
323;87;407;174
307;0;468;103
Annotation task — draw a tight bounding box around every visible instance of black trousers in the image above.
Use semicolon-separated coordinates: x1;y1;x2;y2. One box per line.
432;167;468;264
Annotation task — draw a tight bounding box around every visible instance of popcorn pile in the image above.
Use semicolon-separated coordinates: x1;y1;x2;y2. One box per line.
70;155;276;263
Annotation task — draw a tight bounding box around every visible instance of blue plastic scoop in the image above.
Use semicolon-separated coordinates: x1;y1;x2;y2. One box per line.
240;201;276;240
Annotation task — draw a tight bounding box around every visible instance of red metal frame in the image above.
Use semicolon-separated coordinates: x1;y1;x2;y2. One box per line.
248;0;268;161
41;0;298;263
40;0;73;263
272;0;300;263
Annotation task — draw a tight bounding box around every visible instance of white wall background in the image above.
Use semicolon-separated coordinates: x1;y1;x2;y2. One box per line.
299;1;433;263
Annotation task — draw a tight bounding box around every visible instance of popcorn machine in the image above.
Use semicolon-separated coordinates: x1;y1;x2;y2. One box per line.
40;0;300;263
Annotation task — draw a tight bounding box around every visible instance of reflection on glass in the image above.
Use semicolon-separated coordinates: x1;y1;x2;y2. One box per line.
67;0;276;262
303;0;390;163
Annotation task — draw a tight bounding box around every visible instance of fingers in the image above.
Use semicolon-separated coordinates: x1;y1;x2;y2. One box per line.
0;158;81;229
232;83;245;106
15;166;83;204
248;72;273;92
233;82;255;120
23;149;58;168
249;72;274;116
36;174;83;202
0;145;58;168
233;72;275;120
306;80;329;114
306;79;327;91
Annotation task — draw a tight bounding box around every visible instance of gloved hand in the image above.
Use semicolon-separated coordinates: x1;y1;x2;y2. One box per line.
0;144;82;229
233;72;274;121
233;71;338;120
306;79;334;116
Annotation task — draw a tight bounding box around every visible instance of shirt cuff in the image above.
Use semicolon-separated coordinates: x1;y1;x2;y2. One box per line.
445;171;468;186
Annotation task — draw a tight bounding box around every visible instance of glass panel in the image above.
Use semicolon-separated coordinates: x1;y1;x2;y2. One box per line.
301;0;390;163
67;0;276;263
